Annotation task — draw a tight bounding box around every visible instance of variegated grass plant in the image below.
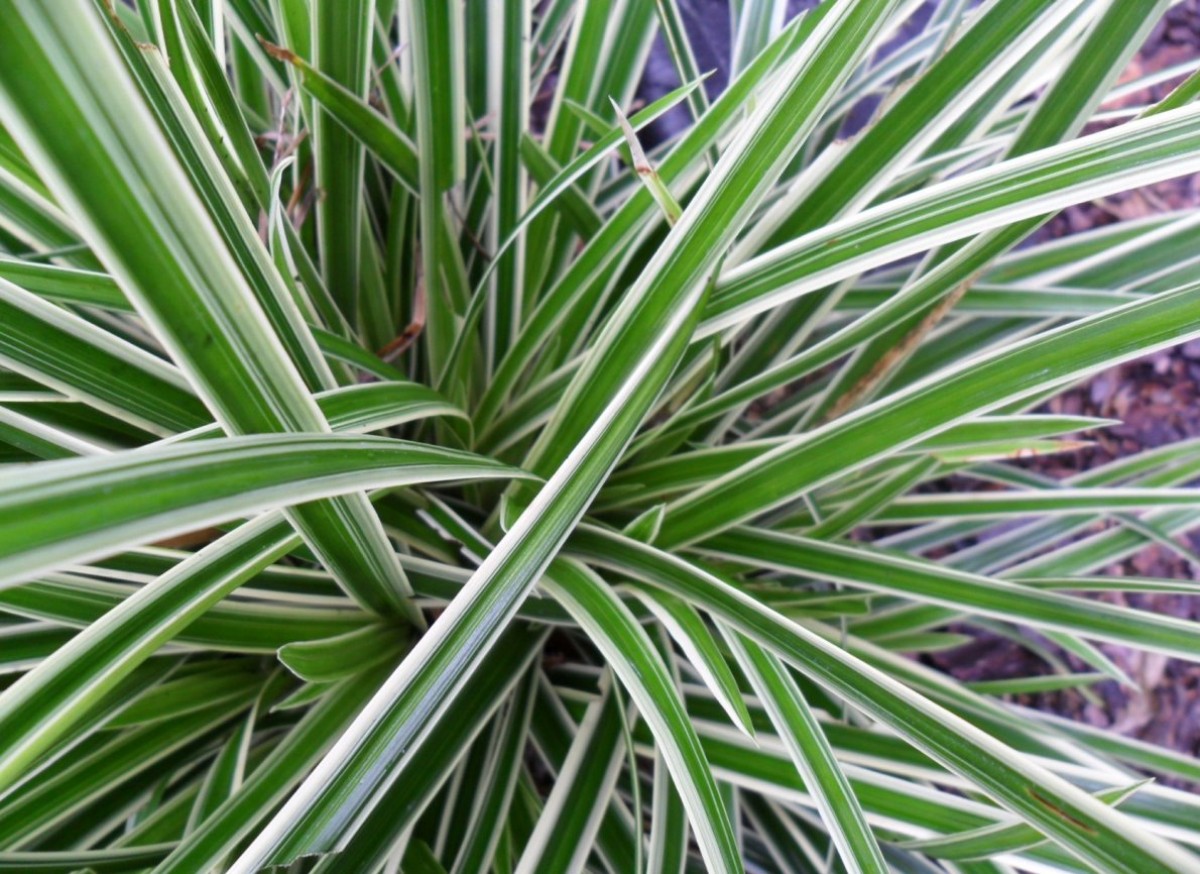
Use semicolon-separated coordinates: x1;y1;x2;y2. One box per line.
4;0;1200;871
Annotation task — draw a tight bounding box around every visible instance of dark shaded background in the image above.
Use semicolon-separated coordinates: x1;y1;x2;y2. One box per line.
642;0;1200;777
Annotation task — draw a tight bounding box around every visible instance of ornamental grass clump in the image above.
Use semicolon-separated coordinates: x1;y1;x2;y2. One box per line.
6;0;1200;871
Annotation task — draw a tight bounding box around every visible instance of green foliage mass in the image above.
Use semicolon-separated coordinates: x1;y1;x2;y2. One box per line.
2;1;1200;871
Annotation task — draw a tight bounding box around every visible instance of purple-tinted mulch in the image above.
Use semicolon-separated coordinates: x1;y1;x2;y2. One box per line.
637;0;1200;778
929;3;1200;781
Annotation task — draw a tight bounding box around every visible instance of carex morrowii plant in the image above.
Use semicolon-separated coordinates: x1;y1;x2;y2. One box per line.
5;0;1200;871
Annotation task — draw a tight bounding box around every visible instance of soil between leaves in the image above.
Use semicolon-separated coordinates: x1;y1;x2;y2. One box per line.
926;2;1200;782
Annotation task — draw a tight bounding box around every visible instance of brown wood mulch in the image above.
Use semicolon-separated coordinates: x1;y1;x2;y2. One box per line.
928;3;1200;781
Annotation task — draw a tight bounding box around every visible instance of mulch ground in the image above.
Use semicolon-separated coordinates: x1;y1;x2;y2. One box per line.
928;3;1200;777
643;0;1200;777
